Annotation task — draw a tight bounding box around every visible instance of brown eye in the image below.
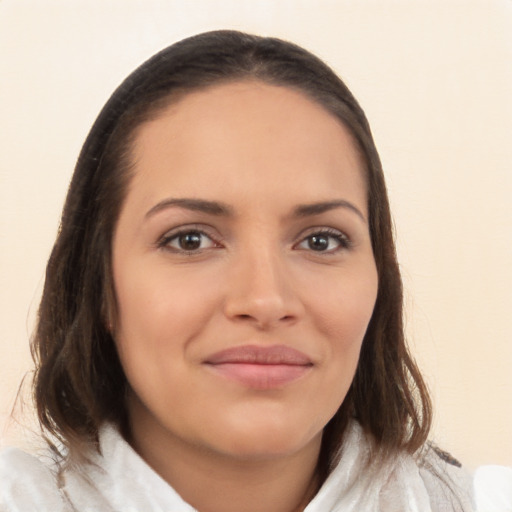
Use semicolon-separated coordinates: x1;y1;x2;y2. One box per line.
178;232;202;250
296;230;350;253
307;234;330;251
162;230;217;252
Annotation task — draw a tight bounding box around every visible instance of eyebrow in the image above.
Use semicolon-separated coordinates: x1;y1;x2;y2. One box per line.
293;200;367;223
145;198;234;218
145;197;366;223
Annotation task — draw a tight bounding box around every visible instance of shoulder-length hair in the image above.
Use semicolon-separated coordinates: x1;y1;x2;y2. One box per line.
32;30;431;480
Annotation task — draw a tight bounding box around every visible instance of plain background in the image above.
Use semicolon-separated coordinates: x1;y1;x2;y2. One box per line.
0;0;511;471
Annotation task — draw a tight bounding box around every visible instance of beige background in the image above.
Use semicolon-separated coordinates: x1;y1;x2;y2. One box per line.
1;0;511;470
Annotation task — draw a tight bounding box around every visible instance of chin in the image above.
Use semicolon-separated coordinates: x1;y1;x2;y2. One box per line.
205;416;323;461
218;438;315;461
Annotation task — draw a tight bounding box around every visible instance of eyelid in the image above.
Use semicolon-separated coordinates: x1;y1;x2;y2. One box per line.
156;224;224;252
293;227;352;252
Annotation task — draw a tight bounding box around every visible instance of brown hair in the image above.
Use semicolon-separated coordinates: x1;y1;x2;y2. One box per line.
32;30;431;479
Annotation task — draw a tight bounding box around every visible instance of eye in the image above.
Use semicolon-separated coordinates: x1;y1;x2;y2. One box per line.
159;229;219;253
296;229;351;253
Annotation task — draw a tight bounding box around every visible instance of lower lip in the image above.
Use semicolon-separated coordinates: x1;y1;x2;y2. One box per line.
205;363;312;389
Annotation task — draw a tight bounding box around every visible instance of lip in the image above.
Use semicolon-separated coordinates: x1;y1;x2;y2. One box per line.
203;345;313;389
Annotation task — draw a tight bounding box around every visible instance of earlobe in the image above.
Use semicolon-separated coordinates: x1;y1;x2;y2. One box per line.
102;311;115;337
101;293;117;337
101;270;120;337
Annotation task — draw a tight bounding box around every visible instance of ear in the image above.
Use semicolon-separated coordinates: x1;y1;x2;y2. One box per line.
101;283;118;337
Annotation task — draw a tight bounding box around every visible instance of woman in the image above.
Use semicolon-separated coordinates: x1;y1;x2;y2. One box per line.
0;30;473;511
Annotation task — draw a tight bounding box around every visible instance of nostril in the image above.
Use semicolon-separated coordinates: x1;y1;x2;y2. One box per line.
234;313;294;324
224;288;303;328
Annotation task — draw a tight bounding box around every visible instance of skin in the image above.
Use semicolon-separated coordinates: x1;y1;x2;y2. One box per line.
112;81;378;512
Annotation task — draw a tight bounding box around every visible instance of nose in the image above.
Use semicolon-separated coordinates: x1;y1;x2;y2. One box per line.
223;247;304;330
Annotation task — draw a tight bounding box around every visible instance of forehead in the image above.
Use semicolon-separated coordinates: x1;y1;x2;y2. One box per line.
126;80;367;214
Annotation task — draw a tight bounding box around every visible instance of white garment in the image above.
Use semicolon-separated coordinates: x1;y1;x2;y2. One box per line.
0;422;473;512
473;465;512;512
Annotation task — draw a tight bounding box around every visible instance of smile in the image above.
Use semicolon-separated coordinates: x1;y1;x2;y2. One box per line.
203;345;314;390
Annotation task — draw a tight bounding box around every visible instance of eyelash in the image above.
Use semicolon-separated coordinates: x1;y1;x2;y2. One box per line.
157;227;352;255
295;228;352;254
157;227;222;254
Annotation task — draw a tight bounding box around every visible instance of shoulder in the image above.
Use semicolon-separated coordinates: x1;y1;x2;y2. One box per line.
417;444;475;511
366;434;474;511
0;447;66;512
312;423;475;511
473;465;512;511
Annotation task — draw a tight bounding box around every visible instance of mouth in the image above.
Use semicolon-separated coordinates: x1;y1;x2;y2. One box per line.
203;345;313;390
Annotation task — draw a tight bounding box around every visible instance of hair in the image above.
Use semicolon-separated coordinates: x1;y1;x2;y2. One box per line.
31;30;432;480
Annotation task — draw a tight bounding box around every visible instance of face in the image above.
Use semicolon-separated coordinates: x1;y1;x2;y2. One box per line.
112;81;378;462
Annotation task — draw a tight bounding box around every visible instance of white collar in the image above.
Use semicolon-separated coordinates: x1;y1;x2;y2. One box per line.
61;422;468;512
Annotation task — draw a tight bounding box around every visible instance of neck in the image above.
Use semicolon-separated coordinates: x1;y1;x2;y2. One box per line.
127;409;322;512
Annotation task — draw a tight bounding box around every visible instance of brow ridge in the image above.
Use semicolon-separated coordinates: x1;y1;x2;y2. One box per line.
293;200;366;222
145;198;233;218
146;197;366;223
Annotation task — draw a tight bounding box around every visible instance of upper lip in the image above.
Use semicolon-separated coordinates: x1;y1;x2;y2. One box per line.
204;345;313;366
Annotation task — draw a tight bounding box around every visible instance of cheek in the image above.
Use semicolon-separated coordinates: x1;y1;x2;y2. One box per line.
309;266;378;348
303;261;378;409
112;260;222;379
112;264;220;416
115;259;215;334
